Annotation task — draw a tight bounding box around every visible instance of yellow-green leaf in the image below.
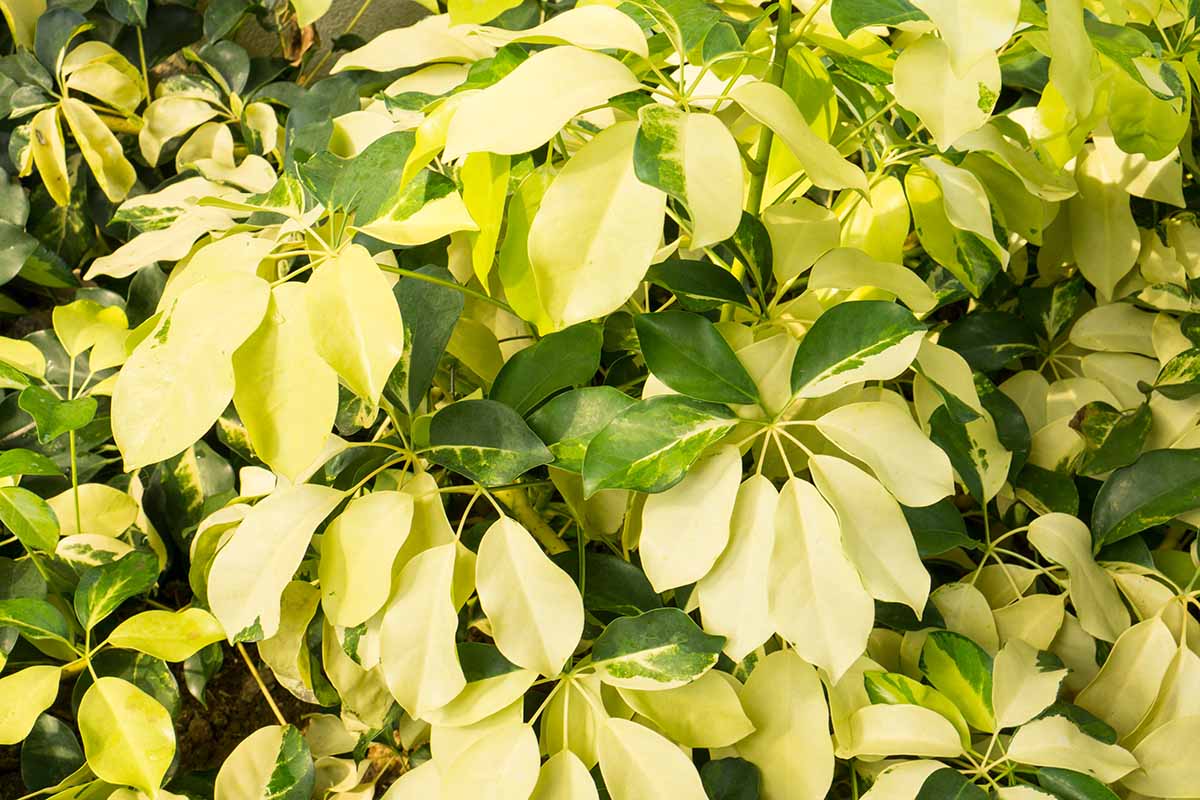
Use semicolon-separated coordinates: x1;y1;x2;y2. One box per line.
78;677;175;796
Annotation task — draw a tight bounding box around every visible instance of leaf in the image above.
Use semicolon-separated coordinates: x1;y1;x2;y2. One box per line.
0;598;71;645
635;311;760;405
1070;401;1151;476
1091;449;1200;548
830;0;927;35
644;259;751;313
531;751;599;800
915;769;988;800
598;717;707;800
920;630;995;732
1005;716;1137;784
474;5;648;55
113;273;270;471
306;244;405;404
444;46;640;160
808;248;937;315
865;671;971;746
461;151;510;286
17;385;97;443
1028;514;1129;642
528;387;637;473
1068;145;1138;301
60;98;135;203
734;649;834;800
700;758;760;800
442;723;541;799
208;484;344;642
1036;768;1120;800
107;608;226;661
527;121;666;331
581;395;737;496
78;677;175;796
731;81;868;194
319;491;413;628
490;323;603;416
768;477;873;682
894;36;999;151
19;713;84;792
633;104;742;248
928;406;1012;503
992;640;1068;729
0;486;59;552
233;282;339;481
790;301;925;399
939;312;1040;373
1073;617;1175;739
592;607;723;690
619;669;754;747
74;550;158;630
426;399;553;485
386;265;464;413
476;517;584;677
29;107;70;207
213;724;315;800
0;666;61;745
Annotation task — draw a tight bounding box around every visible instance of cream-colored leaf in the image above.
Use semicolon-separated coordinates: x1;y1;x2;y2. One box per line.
208;485;342;642
1124;714;1200;797
539;673;607;768
992;639;1068;728
931;583;1000;655
910;0;1018;75
423;666;537;728
1046;0;1096;119
0;336;45;378
61;98;135;202
893;36;999;151
1069;144;1140;301
639;444;740;592
859;760;946;800
846;704;964;759
139;97;220;166
320;491;414;627
530;750;598;800
1075;616;1176;739
48;483;137;537
619;669;754;748
0;665;60;744
1028;513;1129;642
332;15;494;73
474;6;647;56
476;517;584;677
994;593;1066;651
1005;715;1136;783
258;582;321;703
29;107;69;206
762;197;841;284
442;723;540;800
809;248;936;316
598;718;707;800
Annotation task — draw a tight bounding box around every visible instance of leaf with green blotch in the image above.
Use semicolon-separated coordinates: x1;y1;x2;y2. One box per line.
830;0;927;36
790;301;925;399
700;758;760;800
635;311;759;405
915;768;988;800
977;373;1029;479
1091;449;1200;549
939;312;1041;373
0;448;62;479
1014;464;1080;516
920;630;995;732
1019;275;1086;341
727;212;772;298
928;406;1006;503
551;549;662;619
591;607;724;690
250;725;315;800
581;395;738;496
74;550;159;630
901;499;978;557
0;598;71;646
1034;702;1117;744
644;260;751;312
17;385;98;443
1071;402;1152;477
425;399;553;486
864;671;971;746
20;713;84;793
1036;766;1120;800
384;266;463;414
528;387;637;473
1153;347;1200;399
0;486;59;552
490;323;603;416
70;649;181;720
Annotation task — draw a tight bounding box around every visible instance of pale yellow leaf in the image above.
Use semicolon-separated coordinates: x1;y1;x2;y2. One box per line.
320;491;414;627
598;718;707;800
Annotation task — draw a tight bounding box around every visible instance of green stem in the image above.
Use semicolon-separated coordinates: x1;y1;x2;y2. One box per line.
67;358;81;535
377;264;515;315
493;487;569;555
135;27;150;103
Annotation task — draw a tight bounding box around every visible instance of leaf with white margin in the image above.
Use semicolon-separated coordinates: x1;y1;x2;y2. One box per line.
0;665;60;744
731;81;868;194
319;490;414;627
444;46;639;160
78;677;176;796
910;0;1018;75
591;607;723;691
442;723;540;800
618;669;754;748
527;121;666;331
1028;513;1129;642
791;301;926;399
992;640;1068;729
473;5;648;56
639;444;740;592
332;14;494;73
214;724;314;800
107;607;225;661
816;401;955;507
697;474;777;661
598;718;707;800
476;516;584;677
893;36;999;151
735;649;834;800
306;244;405;404
233;282;339;481
810;455;930;613
931;583;999;655
847;705;964;759
1068;144;1140;302
531;751;598;800
808;248;937;316
768;477;873;682
859;760;946;800
633;105;742;249
208;484;343;642
380;543;466;716
1005;716;1136;784
1074;616;1175;739
113;273;269;470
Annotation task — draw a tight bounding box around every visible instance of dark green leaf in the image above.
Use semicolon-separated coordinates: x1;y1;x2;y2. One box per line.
0;486;59;552
1019;275;1085;341
35;8;92;72
21;714;84;792
0;221;39;287
1092;449;1200;548
528;387;637;473
1071;402;1152;476
790;301;925;397
902;499;978;557
928;406;990;503
592;607;724;688
581;395;737;496
915;768;988;800
700;758;760;800
977;372;1030;478
830;0;928;37
635;311;759;404
183;641;223;708
73;551;159;630
491;323;603;416
1037;767;1120;800
105;0;148;26
385;266;463;413
551;550;662;618
425;399;553;486
645;260;751;312
18;386;98;444
940;312;1040;373
115;4;202;68
457;642;522;683
1014;464;1080;516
